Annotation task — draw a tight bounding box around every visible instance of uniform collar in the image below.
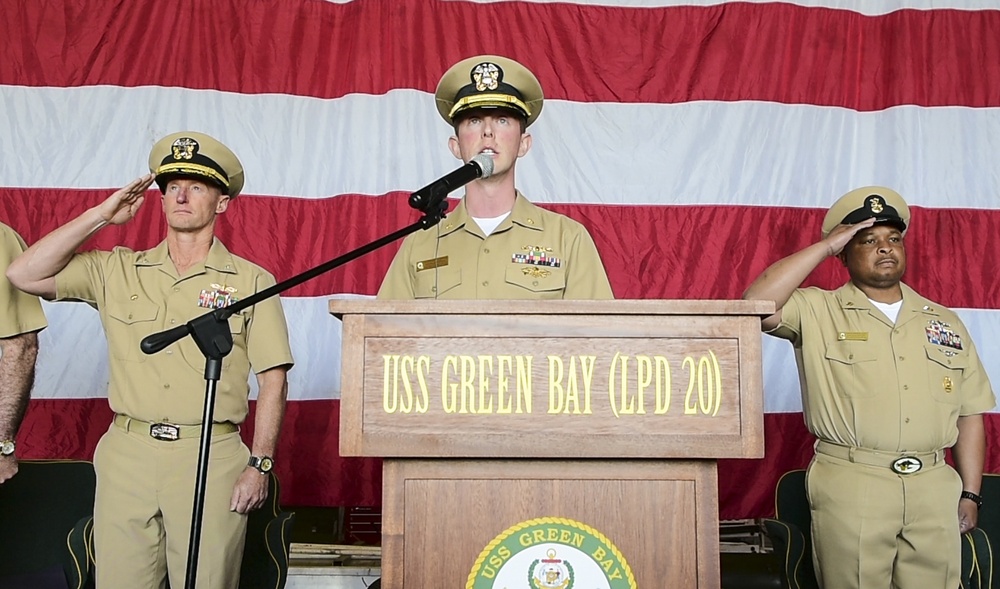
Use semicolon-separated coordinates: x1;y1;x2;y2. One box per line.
134;238;238;275
438;191;545;238
836;281;941;326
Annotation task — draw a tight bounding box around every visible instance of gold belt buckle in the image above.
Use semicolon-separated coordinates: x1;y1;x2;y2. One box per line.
891;456;923;474
150;423;180;441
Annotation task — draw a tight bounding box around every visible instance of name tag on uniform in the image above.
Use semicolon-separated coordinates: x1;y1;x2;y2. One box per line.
837;332;869;341
416;256;448;272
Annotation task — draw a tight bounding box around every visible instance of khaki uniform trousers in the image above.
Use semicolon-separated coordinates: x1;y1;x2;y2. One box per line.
93;421;250;589
806;449;962;589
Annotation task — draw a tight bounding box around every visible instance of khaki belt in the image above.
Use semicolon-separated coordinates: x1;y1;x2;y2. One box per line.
113;414;238;442
815;440;944;475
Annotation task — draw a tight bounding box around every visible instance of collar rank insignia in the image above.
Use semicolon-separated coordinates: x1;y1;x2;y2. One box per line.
198;283;238;309
512;245;561;268
171;137;199;161
925;319;963;350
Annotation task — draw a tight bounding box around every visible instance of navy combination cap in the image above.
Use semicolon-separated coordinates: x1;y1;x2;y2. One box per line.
821;186;910;238
435;55;544;127
148;131;245;198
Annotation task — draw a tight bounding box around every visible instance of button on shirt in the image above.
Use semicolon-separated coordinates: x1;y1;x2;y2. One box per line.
769;281;994;452
54;239;294;425
378;192;614;300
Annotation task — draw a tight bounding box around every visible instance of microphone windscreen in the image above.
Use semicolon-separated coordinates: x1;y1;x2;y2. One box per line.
471;153;495;179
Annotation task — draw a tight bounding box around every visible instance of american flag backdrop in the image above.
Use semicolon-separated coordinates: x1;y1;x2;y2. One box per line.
2;0;1000;519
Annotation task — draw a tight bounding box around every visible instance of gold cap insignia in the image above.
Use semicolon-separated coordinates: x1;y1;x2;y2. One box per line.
869;196;884;214
171;137;199;161
472;62;501;92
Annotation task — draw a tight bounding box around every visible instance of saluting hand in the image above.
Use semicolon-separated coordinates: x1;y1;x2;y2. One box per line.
97;174;155;225
230;467;269;514
821;217;876;257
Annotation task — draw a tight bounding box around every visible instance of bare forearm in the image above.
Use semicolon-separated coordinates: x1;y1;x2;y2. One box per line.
954;414;986;494
0;333;39;439
251;367;289;457
6;207;108;299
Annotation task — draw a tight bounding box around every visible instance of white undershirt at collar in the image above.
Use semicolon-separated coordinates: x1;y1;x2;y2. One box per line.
869;298;903;323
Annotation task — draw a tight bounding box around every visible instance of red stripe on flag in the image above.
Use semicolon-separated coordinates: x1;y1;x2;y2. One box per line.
3;0;1000;110
4;188;999;309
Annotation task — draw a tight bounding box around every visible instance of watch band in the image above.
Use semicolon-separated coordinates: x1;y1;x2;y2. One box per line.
247;455;274;474
961;490;983;508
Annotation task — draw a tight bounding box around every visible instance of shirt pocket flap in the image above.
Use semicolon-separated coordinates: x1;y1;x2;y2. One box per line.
414;267;462;298
504;265;567;293
824;340;878;365
228;312;245;335
924;345;969;370
107;301;159;325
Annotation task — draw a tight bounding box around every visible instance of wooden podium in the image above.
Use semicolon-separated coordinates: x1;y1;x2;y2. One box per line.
331;300;772;588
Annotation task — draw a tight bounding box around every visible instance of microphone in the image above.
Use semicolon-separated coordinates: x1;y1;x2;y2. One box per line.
408;153;495;210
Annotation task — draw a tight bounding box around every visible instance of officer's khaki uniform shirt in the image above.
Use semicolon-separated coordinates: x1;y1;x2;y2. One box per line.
54;239;293;425
770;281;994;452
0;223;47;338
378;192;614;300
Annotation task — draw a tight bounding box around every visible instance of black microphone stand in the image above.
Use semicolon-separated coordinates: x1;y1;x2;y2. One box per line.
141;190;452;589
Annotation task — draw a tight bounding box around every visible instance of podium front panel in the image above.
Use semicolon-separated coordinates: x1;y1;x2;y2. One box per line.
381;459;720;588
337;304;765;459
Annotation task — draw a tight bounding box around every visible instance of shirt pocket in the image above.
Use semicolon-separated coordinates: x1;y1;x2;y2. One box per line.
106;300;159;362
824;340;879;397
924;344;967;404
504;265;567;299
413;267;462;299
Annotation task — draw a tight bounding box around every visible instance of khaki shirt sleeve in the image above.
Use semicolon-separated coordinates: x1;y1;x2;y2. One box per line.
563;226;614;300
0;225;47;337
54;250;112;306
766;288;806;345
245;270;295;373
952;321;996;416
377;237;417;300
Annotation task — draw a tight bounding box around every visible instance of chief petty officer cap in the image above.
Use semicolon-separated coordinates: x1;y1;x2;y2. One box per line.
435;55;544;127
148;131;245;198
821;186;910;239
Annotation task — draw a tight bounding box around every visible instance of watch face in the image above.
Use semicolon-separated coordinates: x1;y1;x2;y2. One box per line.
0;440;14;456
260;457;274;472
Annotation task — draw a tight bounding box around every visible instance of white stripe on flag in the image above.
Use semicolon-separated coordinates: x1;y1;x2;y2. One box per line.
3;85;1000;208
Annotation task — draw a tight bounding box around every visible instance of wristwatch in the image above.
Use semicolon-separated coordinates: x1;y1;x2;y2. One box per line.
248;455;274;474
961;490;984;509
0;440;15;456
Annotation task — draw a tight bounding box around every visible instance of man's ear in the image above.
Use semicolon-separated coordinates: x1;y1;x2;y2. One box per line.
216;194;230;214
448;135;462;160
517;133;532;158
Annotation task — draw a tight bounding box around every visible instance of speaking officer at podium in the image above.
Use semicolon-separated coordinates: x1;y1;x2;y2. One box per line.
378;55;613;300
7;132;294;588
743;187;994;589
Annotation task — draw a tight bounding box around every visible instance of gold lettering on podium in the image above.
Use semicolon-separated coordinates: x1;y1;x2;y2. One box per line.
382;355;430;414
440;355;533;414
547;356;595;415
